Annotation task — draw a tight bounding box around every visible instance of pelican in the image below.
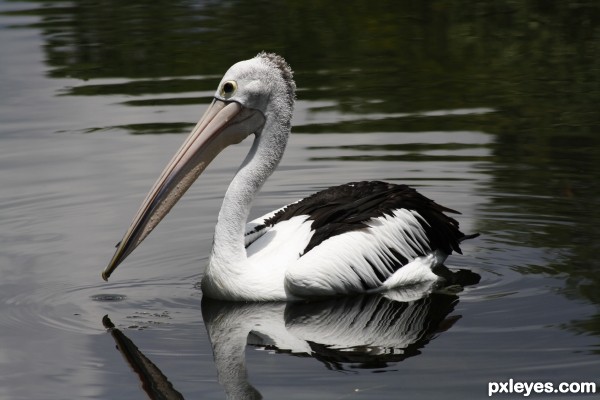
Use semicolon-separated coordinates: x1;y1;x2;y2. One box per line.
102;52;478;301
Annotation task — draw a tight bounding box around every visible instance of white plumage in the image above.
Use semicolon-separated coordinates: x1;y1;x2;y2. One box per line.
282;210;441;298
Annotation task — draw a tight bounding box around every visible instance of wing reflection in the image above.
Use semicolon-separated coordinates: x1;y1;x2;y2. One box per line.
103;269;479;399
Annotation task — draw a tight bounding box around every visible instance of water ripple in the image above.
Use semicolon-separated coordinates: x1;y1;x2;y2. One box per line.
0;277;202;335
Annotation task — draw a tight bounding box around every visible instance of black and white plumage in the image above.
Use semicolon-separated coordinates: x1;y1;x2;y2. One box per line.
102;52;478;301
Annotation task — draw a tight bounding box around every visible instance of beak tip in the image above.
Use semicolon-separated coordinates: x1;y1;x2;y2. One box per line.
101;270;110;281
102;315;116;330
103;246;125;282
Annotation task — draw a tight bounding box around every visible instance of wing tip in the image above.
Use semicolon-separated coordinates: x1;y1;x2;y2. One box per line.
459;232;480;242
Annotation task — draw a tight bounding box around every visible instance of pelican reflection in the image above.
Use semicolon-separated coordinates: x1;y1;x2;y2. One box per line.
103;272;478;399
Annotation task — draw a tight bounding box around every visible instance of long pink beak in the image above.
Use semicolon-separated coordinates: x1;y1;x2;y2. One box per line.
102;99;265;281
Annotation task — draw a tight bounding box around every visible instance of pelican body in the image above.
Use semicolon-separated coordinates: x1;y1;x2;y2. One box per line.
102;52;477;301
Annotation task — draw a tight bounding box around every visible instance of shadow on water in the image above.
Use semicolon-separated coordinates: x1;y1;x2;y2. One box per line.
103;270;478;400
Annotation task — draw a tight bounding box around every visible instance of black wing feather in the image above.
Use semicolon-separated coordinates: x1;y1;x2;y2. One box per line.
257;181;476;257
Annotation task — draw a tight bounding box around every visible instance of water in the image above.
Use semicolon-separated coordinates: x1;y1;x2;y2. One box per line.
1;1;599;399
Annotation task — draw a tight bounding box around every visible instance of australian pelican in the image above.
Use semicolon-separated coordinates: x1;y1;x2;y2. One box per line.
102;52;478;301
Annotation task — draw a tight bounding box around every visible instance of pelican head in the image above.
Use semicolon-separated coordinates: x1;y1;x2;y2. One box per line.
102;52;296;280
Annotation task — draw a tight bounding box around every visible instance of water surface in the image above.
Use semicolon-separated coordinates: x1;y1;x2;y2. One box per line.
1;1;599;399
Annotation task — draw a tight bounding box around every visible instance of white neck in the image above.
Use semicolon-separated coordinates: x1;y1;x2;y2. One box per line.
202;114;289;299
213;134;275;263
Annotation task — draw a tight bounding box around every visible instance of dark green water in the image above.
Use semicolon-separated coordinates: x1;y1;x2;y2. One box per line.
0;1;599;399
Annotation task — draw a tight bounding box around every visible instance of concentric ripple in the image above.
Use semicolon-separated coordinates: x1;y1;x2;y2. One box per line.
0;277;202;335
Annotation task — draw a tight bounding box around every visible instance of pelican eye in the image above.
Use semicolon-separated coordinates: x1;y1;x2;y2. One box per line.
220;80;238;99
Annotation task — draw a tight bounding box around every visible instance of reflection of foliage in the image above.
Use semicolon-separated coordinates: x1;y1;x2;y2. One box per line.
3;3;597;101
3;0;600;337
61;78;217;96
83;122;194;135
4;1;597;131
